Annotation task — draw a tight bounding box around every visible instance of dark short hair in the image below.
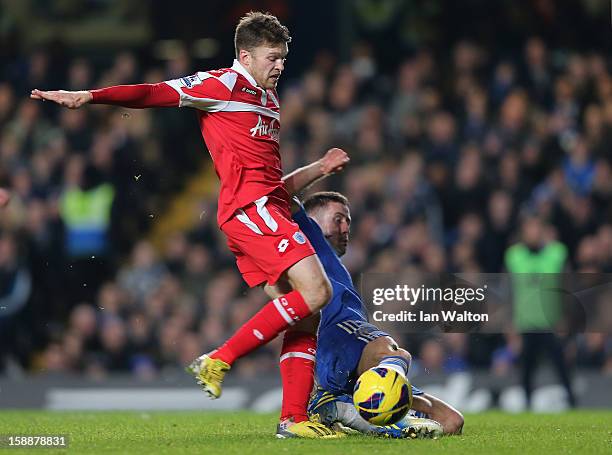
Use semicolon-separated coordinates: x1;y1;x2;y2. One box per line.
234;11;291;58
303;191;349;214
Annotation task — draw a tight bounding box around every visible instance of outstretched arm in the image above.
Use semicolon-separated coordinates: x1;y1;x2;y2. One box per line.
282;148;349;196
30;82;179;109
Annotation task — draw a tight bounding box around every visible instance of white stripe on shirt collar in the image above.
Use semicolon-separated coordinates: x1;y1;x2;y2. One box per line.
232;59;259;88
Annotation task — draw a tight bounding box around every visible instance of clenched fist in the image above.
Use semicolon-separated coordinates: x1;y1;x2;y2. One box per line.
319;148;349;175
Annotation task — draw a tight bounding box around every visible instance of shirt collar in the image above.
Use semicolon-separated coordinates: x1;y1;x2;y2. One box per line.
232;59;259;88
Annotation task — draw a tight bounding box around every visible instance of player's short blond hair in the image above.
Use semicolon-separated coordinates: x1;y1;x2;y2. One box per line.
234;11;291;58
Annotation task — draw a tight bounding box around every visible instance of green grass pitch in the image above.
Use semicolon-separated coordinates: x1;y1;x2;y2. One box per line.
0;411;610;454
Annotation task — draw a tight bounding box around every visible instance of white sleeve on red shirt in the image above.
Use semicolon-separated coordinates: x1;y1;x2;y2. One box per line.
164;71;238;111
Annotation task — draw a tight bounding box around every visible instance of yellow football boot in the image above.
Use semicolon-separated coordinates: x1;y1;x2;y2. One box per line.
186;354;230;399
275;416;347;439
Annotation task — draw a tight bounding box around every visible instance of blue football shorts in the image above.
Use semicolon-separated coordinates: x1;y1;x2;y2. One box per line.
315;319;423;397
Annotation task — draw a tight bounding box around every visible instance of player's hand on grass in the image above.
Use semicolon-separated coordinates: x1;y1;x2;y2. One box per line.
320;148;349;175
0;188;10;208
30;89;93;109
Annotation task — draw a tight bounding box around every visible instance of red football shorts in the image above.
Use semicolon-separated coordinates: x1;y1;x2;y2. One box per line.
221;191;315;287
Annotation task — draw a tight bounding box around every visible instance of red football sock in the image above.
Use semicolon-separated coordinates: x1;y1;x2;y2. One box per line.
211;290;312;365
279;330;317;423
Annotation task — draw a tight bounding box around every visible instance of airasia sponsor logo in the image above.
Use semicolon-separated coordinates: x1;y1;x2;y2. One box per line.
250;115;279;142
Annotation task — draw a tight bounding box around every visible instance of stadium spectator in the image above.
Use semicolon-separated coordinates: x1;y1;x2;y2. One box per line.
505;213;577;408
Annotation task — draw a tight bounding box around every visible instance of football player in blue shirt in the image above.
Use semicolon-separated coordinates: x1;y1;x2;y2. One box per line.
282;174;464;437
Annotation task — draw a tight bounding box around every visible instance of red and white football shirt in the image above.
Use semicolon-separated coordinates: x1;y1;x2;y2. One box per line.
165;60;287;225
91;60;289;226
90;61;315;286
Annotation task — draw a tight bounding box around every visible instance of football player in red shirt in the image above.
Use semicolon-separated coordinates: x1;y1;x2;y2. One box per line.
32;12;348;438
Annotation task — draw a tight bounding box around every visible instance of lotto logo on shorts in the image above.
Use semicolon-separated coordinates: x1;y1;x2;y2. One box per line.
276;238;294;255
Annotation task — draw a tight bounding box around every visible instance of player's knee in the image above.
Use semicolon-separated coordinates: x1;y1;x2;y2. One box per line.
300;274;332;311
314;276;332;309
372;341;411;366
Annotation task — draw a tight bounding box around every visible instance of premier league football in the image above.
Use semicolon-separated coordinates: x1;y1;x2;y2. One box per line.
353;366;412;426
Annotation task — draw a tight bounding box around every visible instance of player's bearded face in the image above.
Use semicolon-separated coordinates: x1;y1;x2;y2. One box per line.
317;202;351;257
247;44;288;89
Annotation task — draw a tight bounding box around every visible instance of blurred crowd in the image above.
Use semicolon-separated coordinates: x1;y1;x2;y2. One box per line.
1;35;612;380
